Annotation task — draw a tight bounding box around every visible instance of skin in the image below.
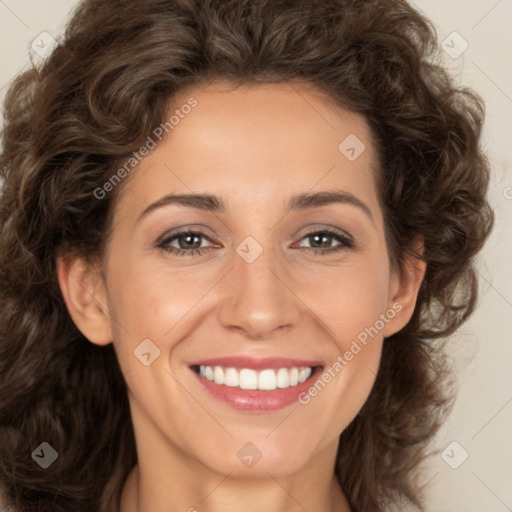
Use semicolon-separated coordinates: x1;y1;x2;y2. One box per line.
57;80;426;512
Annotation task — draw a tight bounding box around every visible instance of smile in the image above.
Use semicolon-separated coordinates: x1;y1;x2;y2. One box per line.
188;357;323;412
194;365;313;391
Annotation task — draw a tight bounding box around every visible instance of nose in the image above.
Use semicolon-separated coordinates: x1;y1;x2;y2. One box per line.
217;240;302;340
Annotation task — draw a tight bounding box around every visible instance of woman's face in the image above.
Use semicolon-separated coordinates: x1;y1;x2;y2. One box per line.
61;80;424;480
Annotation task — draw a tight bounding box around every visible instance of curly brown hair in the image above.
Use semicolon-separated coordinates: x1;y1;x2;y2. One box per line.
0;0;494;511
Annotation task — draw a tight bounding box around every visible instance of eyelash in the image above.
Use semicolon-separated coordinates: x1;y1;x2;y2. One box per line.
156;228;355;258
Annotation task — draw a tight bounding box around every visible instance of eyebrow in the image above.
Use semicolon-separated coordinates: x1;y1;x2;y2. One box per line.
137;190;374;223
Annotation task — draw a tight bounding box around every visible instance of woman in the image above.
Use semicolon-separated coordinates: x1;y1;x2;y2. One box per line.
0;0;494;511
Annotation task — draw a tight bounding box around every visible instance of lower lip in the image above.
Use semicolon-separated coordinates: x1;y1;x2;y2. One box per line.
190;366;322;412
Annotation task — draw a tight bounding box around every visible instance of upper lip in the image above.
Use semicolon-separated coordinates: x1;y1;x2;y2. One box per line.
188;356;323;370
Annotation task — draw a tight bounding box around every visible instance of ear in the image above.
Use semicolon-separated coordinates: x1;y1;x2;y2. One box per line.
383;236;427;338
56;254;113;346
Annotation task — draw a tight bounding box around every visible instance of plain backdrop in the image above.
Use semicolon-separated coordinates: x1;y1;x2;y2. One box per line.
0;1;511;511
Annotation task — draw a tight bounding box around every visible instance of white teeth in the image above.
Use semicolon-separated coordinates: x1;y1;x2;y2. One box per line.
224;367;239;387
213;366;224;385
276;368;290;388
298;367;312;383
258;369;277;390
196;365;315;390
239;369;258;390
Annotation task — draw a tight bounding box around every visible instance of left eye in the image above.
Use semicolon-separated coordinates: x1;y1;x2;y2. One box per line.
156;228;354;257
296;230;353;252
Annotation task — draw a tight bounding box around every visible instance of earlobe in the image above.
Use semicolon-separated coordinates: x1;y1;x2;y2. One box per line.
56;255;113;346
383;237;427;338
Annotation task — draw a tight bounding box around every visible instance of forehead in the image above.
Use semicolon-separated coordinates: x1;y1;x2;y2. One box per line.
116;80;381;221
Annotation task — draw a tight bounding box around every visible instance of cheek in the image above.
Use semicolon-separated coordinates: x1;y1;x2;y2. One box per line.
107;256;219;337
305;259;391;342
328;271;389;381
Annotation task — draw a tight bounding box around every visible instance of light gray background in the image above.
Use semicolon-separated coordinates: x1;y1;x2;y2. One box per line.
0;1;511;511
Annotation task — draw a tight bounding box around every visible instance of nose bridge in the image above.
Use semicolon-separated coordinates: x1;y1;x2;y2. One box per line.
217;234;301;338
